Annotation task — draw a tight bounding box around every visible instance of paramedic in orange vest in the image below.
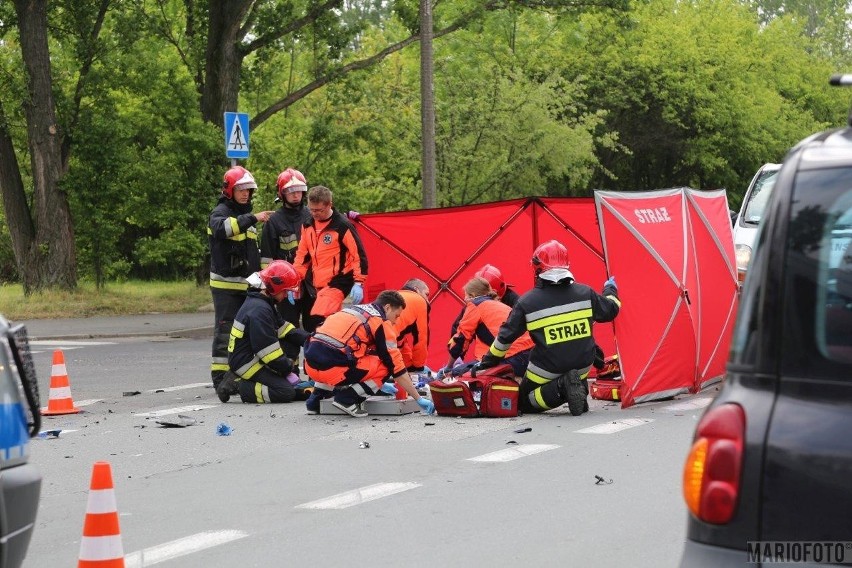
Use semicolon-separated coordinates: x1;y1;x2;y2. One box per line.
449;264;520;337
292;185;368;333
479;240;621;415
447;276;534;378
302;290;435;417
395;278;430;374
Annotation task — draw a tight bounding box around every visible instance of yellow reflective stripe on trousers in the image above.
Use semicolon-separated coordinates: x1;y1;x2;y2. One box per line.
211;362;230;372
532;388;552;410
255;381;271;403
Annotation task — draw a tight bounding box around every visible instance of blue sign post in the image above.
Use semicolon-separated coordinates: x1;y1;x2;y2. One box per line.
224;112;250;160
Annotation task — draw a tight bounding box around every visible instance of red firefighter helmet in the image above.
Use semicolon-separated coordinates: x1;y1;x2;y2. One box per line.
222;166;257;199
475;264;507;298
531;240;570;274
258;261;300;296
276;168;307;200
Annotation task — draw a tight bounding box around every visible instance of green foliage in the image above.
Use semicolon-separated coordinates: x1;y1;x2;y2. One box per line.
564;0;848;198
4;0;852;287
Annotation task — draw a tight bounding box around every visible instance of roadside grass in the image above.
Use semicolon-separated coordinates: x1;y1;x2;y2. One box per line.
0;280;211;320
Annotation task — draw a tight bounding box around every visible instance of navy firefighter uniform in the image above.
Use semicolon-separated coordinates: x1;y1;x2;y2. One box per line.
227;289;309;403
481;240;621;414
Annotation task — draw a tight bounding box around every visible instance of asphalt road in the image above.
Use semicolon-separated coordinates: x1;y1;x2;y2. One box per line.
20;323;709;567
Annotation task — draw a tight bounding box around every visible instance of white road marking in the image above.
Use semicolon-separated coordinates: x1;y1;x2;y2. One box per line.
467;444;560;463
124;530;248;567
295;482;421;510
134;405;217;418
146;382;210;393
575;418;654;434
664;398;712;412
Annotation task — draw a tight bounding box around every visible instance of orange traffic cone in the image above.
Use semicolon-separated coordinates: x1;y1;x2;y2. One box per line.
78;462;125;568
41;349;80;415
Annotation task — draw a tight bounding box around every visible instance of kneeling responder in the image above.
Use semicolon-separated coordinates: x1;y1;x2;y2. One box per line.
220;260;310;403
446;276;534;377
302;290;435;417
479;240;621;415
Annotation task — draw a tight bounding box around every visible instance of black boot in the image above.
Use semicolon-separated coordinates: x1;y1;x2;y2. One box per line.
558;370;586;416
216;372;239;403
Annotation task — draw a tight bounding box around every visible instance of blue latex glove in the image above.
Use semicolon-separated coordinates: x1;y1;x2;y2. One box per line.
416;397;435;415
287;291;296;305
604;276;617;292
350;283;364;304
380;382;397;395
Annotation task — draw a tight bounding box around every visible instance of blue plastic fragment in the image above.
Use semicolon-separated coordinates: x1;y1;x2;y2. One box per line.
216;422;232;436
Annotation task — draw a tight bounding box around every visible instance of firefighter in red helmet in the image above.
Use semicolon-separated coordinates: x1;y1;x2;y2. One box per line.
479;240;621;415
219;261;310;403
208;166;275;395
260;168;312;366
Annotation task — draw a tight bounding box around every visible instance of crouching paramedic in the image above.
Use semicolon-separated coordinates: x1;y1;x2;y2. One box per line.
479;240;620;415
222;261;310;404
447;276;534;377
302;290;435;417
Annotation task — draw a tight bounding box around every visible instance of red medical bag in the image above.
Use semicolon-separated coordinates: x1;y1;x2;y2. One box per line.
590;378;623;401
428;363;519;417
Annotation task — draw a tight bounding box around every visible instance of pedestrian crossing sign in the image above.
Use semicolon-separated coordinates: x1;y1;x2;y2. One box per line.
224;112;250;159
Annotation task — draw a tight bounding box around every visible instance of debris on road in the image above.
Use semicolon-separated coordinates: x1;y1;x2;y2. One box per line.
37;429;62;439
155;415;197;428
359;441;370;449
216;422;233;436
513;427;532;434
122;391;141;396
595;475;613;485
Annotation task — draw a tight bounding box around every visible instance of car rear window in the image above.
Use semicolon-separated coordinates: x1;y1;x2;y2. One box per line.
785;167;852;371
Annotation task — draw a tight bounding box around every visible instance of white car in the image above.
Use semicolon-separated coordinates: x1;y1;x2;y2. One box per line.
733;163;781;284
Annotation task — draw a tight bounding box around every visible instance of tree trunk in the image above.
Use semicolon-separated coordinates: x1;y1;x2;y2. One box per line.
200;1;252;127
13;0;77;292
0;103;34;282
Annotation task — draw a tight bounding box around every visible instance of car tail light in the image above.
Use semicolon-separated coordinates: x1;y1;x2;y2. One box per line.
683;403;745;524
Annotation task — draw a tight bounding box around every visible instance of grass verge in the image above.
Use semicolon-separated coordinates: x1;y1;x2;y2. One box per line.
0;280;211;320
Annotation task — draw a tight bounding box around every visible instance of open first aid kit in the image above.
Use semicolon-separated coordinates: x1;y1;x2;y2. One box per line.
427;363;519;417
589;354;623;402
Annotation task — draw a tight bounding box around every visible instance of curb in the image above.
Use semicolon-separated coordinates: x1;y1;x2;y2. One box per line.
29;326;213;342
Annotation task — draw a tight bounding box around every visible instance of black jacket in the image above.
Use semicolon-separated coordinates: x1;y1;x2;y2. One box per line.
489;277;620;376
208;198;261;292
260;204;311;266
228;291;308;379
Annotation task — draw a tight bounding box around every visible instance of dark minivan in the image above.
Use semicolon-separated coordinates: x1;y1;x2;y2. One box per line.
0;317;42;568
680;76;852;566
